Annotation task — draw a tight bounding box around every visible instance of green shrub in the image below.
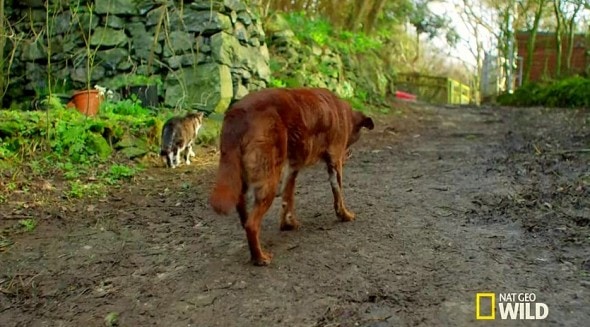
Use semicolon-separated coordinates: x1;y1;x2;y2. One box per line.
284;12;333;46
271;12;389;111
283;12;382;54
269;77;287;88
498;76;590;108
335;30;382;54
197;115;222;146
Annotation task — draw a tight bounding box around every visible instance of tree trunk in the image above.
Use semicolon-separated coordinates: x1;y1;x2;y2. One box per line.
523;0;545;84
276;0;290;11
292;0;304;11
363;0;387;34
347;0;373;31
413;32;420;67
0;0;5;102
553;0;563;78
497;4;512;90
320;0;343;28
565;3;582;73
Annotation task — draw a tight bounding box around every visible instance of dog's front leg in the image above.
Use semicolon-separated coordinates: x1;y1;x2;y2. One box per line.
327;159;355;222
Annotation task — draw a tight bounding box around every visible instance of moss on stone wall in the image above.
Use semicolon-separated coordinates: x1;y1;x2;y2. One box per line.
264;12;394;109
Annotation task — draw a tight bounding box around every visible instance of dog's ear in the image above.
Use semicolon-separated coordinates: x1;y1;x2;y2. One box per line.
361;116;374;130
351;109;374;131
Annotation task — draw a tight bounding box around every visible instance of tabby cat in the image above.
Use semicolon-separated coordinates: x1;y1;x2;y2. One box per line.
160;111;204;168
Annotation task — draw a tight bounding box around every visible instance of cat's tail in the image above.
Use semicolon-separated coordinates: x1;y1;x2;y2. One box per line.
160;125;176;167
159;147;171;156
209;110;245;216
160;125;175;156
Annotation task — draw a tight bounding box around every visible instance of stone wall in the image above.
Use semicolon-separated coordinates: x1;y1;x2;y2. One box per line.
5;0;270;112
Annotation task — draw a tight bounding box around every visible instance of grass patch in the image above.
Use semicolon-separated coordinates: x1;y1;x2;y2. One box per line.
0;98;220;201
66;180;107;199
18;219;37;232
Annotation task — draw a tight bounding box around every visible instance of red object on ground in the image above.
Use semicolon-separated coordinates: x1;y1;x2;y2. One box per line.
395;90;417;101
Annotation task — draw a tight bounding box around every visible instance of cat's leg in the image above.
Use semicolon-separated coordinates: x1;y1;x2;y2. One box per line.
169;151;176;169
185;142;196;165
184;145;192;165
188;142;196;158
175;148;183;168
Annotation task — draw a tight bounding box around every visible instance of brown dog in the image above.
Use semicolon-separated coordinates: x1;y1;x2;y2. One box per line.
209;87;374;266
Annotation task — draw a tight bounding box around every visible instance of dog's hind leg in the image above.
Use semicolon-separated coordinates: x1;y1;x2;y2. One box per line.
236;184;249;228
279;168;301;231
244;183;277;266
326;158;355;222
241;117;286;265
275;163;290;197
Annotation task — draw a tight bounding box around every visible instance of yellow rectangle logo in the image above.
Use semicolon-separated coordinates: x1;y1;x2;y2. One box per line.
476;293;495;320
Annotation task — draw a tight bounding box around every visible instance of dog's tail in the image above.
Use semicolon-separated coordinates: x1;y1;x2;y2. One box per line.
209;110;245;215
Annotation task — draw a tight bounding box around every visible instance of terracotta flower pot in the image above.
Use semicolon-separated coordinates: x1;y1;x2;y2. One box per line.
67;89;103;116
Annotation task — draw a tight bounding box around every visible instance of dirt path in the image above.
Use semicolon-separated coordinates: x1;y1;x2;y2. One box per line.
1;104;589;327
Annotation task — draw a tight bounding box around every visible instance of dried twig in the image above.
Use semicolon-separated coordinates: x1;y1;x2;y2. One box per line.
549;148;590;155
0;214;34;220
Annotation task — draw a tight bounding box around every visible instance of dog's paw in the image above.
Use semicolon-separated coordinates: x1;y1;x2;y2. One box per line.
275;186;283;197
338;210;356;222
252;251;273;266
280;219;301;231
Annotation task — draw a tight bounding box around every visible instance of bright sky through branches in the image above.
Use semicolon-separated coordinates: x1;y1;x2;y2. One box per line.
428;0;496;67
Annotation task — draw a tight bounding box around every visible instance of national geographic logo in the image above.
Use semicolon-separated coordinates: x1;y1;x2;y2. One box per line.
476;292;549;320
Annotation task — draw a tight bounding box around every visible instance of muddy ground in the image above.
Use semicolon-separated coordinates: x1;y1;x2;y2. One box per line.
1;103;589;327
